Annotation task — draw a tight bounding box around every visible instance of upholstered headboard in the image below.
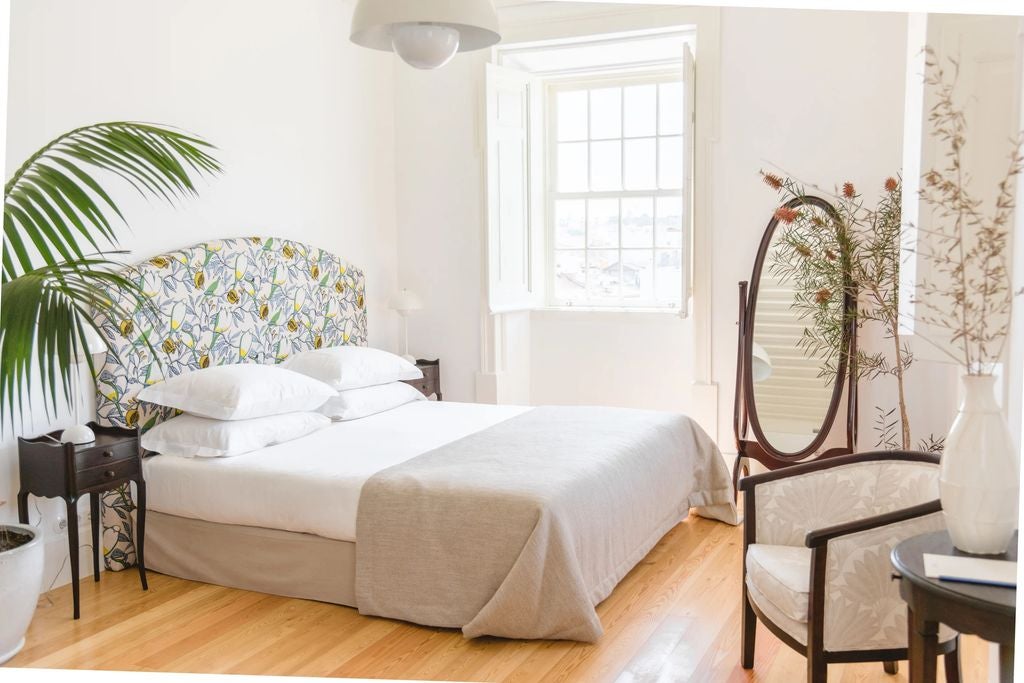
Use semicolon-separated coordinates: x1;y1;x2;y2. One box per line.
94;236;367;430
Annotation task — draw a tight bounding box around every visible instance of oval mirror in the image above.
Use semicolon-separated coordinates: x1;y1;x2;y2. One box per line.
741;195;854;461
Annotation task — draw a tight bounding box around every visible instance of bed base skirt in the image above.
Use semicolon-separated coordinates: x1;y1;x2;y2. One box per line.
146;511;357;606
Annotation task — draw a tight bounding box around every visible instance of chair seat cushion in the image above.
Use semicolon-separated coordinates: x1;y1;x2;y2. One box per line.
746;544;811;623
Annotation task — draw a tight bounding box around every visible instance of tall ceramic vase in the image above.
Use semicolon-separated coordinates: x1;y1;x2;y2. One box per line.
939;375;1020;554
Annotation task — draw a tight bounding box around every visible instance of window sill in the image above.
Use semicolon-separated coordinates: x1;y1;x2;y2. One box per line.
532;306;688;323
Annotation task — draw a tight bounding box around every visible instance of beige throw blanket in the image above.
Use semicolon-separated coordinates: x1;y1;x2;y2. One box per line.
355;406;738;642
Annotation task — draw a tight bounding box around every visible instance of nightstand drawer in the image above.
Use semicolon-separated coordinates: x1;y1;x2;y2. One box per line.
76;457;139;492
76;439;138;471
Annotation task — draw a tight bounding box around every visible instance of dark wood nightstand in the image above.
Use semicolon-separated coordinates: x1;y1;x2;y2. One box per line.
403;358;442;400
17;421;148;619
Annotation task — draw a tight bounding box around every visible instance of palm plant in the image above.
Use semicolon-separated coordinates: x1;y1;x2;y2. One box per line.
2;122;220;428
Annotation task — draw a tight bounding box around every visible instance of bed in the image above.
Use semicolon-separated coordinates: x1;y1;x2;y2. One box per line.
93;236;738;642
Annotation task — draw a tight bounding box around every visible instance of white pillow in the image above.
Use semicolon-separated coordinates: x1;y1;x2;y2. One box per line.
137;364;336;420
141;412;331;458
281;346;422;391
319;381;426;421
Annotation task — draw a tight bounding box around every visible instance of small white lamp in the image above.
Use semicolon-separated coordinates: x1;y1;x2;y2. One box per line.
60;325;108;445
389;289;423;365
751;342;774;383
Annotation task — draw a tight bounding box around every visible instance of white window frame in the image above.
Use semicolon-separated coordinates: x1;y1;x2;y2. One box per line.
544;69;686;310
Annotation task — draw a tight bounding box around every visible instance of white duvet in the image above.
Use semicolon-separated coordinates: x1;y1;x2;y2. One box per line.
142;401;529;542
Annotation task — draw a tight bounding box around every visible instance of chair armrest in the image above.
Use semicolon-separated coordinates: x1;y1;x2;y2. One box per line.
805;499;942;548
739;450;938;492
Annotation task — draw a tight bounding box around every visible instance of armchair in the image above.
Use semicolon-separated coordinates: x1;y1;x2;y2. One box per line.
739;450;961;682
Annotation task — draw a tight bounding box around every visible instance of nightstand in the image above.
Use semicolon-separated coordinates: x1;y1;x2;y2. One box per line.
404;358;442;400
17;422;148;619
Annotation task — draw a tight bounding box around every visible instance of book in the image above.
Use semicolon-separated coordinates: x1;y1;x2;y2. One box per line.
923;553;1017;589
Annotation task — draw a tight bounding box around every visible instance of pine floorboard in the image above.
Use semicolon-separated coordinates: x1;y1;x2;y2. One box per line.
8;515;989;681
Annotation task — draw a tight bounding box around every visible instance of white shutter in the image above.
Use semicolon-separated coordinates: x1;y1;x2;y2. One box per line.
679;43;695;318
485;63;538;313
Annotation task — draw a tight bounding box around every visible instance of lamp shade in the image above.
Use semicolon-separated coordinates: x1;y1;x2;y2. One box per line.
389;288;423;313
751;342;773;383
351;0;500;69
77;325;107;362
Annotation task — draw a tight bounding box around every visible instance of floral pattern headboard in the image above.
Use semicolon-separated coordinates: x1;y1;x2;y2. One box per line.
93;236;366;571
94;236;367;430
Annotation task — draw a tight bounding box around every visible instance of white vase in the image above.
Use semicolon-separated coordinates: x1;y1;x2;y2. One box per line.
0;523;45;664
940;375;1020;554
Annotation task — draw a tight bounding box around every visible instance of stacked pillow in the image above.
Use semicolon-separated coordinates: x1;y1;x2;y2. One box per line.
138;347;427;458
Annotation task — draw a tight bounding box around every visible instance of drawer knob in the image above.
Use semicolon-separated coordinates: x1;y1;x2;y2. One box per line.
102;450;114;458
105;470;116;479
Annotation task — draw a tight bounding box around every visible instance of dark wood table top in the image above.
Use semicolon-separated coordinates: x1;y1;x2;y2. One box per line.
892;530;1016;619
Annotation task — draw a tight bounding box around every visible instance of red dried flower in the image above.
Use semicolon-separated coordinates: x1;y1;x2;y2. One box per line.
774;207;801;224
884;177;898;192
842;182;856;198
762;172;784;191
815;288;832;305
825;249;836;261
796;244;813;258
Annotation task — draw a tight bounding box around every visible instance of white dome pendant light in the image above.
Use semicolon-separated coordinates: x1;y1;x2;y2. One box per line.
351;0;501;70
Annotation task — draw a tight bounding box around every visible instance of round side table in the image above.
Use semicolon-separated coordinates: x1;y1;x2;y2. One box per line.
891;530;1016;683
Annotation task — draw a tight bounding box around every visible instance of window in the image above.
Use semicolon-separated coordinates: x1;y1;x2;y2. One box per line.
485;29;694;314
548;75;685;308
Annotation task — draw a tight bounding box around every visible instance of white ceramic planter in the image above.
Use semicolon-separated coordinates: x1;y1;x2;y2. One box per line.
940;375;1020;554
0;523;44;664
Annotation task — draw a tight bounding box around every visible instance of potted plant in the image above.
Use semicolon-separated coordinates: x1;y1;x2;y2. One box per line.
0;502;44;664
914;50;1023;554
1;123;219;658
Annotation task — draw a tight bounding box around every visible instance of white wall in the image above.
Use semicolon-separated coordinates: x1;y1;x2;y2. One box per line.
396;4;911;450
1;0;399;587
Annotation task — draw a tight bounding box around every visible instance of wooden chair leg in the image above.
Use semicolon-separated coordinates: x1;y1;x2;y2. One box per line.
741;588;756;669
883;660;899;675
944;637;962;683
807;647;827;683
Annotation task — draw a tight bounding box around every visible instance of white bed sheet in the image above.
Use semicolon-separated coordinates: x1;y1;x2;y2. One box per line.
142;401;530;542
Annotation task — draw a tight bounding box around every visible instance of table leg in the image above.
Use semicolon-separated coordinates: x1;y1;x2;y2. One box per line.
17;490;29;524
998;643;1014;683
89;492;100;582
66;497;81;620
135;479;148;591
907;605;938;683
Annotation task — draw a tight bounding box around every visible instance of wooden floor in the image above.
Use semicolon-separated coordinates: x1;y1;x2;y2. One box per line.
9;515;989;682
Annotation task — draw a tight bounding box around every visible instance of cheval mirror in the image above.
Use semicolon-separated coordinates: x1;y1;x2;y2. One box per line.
733;194;857;493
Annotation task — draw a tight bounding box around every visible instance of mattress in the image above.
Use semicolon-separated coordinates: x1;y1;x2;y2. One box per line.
142;400;530;542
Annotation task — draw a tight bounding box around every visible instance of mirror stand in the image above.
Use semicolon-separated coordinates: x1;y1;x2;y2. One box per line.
732;195;858;496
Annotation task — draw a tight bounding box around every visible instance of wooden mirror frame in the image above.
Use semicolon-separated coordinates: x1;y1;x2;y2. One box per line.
733;195;858;494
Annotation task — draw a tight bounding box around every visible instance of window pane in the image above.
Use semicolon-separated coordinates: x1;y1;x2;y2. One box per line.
587;249;620;300
621;249;653;301
623;84;656;137
658;81;684;135
658;136;683;189
554;200;585;249
554;250;586;302
587;198;619;248
557;142;588;192
655;249;683;304
621;197;654;248
557;90;587;142
656;196;683;248
590;87;621;140
623;138;656;190
589;140;622;191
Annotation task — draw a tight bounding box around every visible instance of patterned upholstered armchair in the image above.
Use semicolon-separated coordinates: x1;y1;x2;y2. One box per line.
739;451;961;682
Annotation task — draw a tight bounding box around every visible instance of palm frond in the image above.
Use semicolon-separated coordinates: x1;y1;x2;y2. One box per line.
2;122;219;427
4;122;221;283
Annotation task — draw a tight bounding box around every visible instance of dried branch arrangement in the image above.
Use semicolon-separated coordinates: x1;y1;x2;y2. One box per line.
762;172;913;448
914;48;1023;375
